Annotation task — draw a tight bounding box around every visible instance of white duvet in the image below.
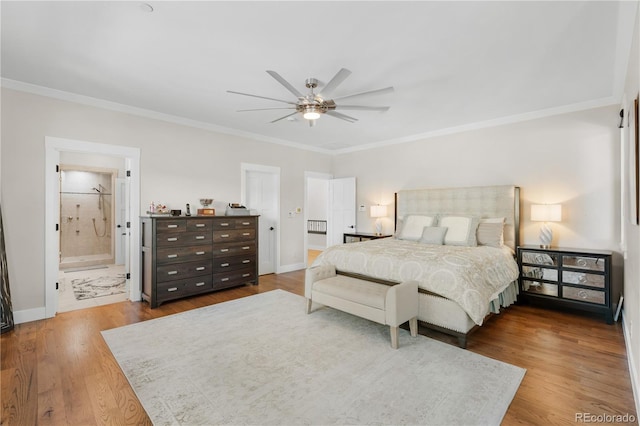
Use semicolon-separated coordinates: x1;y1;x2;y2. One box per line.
312;238;519;325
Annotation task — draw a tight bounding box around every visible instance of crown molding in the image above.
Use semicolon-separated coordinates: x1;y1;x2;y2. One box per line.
0;78;333;155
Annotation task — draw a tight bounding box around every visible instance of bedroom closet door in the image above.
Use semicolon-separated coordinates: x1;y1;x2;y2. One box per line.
328;177;356;247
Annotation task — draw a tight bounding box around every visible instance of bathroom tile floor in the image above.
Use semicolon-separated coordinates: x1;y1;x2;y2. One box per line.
58;264;128;313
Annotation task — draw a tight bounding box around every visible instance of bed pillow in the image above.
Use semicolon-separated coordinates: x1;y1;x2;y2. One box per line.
438;215;480;246
397;215;436;241
419;226;448;245
477;217;505;247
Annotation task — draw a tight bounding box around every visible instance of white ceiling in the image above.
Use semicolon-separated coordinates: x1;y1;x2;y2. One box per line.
1;1;636;153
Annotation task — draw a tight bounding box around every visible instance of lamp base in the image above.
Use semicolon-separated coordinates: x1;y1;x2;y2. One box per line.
374;219;382;235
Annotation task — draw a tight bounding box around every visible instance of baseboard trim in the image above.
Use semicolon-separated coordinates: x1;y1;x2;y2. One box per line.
277;262;306;274
14;307;47;325
622;309;640;417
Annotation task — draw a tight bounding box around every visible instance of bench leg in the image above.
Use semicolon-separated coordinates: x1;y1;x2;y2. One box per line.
306;298;312;314
409;317;418;337
390;326;399;349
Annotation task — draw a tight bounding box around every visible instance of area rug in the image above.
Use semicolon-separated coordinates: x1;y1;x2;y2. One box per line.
102;290;525;425
71;274;126;300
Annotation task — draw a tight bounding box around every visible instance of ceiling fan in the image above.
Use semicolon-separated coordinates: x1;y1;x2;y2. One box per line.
227;68;393;126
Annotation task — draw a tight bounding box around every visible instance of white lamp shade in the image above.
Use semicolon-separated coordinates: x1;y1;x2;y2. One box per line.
531;204;562;222
370;205;387;218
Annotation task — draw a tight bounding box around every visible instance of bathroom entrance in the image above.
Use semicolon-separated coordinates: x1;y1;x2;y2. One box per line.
57;160;127;312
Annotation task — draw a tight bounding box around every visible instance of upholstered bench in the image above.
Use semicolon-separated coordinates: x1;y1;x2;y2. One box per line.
305;264;419;349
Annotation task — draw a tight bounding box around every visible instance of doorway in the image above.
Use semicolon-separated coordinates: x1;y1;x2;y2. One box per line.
45;137;141;318
303;173;356;265
57;164;125;312
241;163;279;275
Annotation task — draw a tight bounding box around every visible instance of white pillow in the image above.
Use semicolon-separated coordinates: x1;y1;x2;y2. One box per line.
439;215;480;246
397;215;436;241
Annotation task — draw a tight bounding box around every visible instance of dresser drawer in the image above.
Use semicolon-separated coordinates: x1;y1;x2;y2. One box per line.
156;245;213;264
212;241;256;257
187;219;214;232
213;217;257;230
562;255;605;272
156;230;213;247
563;286;605;305
212;255;256;272
156;260;213;283
521;251;559;267
156;219;187;233
213;228;255;243
212;268;257;290
156;276;213;302
522;266;558;282
562;271;605;288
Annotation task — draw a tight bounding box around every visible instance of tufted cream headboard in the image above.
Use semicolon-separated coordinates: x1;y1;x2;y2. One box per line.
395;185;520;250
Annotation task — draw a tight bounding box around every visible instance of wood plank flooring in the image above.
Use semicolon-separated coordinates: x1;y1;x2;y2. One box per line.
1;269;637;425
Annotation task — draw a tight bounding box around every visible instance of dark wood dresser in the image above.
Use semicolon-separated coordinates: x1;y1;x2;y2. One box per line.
141;215;259;308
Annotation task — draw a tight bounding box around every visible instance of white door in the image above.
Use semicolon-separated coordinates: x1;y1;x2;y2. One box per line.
328;177;356;247
245;168;279;275
115;177;128;265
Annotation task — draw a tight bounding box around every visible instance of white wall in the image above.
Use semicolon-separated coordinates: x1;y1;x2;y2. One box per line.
622;1;640;414
1;88;332;314
334;106;621;251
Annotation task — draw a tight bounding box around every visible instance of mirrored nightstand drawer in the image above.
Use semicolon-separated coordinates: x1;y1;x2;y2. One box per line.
521;251;559;267
563;287;605;305
562;271;604;288
522;266;558;281
562;256;605;272
522;280;558;297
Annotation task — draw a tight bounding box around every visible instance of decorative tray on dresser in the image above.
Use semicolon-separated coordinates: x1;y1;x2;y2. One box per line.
141;215;259;308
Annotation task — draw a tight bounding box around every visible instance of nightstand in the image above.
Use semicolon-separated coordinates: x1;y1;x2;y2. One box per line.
343;232;392;243
517;245;618;324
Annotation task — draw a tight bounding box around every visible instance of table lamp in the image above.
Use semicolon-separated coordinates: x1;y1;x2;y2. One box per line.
370;205;387;235
530;204;562;248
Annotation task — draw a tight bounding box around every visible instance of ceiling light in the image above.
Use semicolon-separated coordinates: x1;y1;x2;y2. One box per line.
303;106;320;120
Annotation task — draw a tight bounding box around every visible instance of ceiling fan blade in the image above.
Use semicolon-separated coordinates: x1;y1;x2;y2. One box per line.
335;105;390;112
237;107;296;112
227;90;296;105
266;70;304;99
319;68;352;98
270;111;299;123
332;86;394;102
326;110;358;123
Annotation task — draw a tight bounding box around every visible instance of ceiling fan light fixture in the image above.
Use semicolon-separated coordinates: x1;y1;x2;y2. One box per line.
303;106;321;120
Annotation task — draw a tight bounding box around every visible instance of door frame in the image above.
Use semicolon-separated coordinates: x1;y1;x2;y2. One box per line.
240;163;280;274
45;137;141;318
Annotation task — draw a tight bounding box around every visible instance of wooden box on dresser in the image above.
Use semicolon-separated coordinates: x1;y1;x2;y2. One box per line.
517;245;621;324
141;215;259;308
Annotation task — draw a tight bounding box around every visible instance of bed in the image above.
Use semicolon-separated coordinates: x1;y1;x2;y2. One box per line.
310;185;521;348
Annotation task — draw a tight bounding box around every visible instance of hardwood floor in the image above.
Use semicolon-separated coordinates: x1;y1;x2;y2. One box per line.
1;269;637;425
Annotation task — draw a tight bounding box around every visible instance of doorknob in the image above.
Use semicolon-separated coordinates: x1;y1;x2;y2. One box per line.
269;227;275;231
117;224;122;228
348;225;355;229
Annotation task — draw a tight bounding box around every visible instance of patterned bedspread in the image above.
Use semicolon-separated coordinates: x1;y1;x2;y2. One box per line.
312;238;519;325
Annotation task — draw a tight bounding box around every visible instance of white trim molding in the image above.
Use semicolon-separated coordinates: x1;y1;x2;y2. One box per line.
45;137;141;319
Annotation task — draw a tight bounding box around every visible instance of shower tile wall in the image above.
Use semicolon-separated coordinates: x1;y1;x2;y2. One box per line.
60;170;113;265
